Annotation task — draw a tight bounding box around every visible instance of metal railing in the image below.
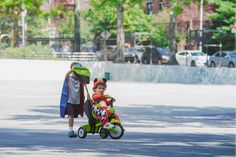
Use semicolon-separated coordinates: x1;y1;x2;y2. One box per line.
59;52;97;61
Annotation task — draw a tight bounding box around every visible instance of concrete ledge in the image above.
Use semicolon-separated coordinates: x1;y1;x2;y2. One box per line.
103;64;236;84
0;59;235;84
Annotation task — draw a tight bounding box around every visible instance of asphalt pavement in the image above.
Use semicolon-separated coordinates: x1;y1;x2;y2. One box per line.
0;81;235;157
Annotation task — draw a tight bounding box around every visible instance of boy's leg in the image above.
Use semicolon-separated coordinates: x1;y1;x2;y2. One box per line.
68;115;74;130
67;104;77;138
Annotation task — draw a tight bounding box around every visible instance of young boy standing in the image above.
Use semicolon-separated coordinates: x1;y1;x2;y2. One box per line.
60;62;85;138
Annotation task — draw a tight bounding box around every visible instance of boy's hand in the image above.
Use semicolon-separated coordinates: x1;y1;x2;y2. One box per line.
65;70;73;78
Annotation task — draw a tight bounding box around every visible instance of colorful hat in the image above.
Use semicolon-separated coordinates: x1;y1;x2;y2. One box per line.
93;78;107;89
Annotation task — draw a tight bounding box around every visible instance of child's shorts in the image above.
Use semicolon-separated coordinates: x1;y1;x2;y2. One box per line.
66;103;83;118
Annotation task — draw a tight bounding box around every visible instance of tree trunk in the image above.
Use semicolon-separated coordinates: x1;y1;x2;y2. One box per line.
116;4;124;62
74;0;80;52
13;19;19;47
168;13;176;55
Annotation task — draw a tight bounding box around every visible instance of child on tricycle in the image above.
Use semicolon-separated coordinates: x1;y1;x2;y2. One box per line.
78;78;124;139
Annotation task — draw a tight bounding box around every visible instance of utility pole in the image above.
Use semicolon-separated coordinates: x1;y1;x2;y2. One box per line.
21;3;27;47
117;4;124;62
199;0;203;52
0;21;2;55
74;0;80;52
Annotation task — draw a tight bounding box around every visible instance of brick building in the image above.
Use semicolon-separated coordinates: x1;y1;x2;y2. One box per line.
41;0;90;11
144;0;168;14
40;0;90;38
144;0;213;50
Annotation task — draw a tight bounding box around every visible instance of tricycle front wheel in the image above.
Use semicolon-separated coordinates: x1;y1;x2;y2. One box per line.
108;124;124;139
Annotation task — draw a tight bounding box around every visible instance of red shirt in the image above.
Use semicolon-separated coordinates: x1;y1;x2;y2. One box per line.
92;93;112;106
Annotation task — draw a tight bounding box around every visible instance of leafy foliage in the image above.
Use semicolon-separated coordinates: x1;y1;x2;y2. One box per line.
59;11;74;38
83;1;116;37
80;19;94;44
84;1;152;38
152;24;169;47
0;0;43;46
26;16;49;38
207;0;236;50
0;44;57;59
168;0;200;16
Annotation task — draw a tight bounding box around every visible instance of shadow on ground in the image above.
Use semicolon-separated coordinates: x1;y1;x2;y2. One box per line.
9;104;236;128
2;104;235;156
0;128;235;157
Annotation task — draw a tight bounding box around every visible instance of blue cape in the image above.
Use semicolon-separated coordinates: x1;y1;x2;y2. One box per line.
60;79;85;118
60;80;69;118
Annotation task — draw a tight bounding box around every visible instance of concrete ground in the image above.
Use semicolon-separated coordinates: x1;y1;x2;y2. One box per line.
0;81;235;157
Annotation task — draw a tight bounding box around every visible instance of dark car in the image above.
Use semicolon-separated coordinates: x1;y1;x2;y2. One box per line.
81;45;97;52
95;49;116;61
96;46;143;63
141;47;171;64
124;48;141;63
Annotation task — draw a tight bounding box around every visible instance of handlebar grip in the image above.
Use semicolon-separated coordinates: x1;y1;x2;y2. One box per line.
110;100;113;107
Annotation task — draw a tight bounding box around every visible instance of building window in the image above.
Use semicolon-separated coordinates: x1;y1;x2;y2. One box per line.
159;2;164;11
146;2;153;15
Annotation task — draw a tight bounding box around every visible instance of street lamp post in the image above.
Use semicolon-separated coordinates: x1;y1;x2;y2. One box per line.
219;42;222;67
21;4;27;47
199;0;203;52
0;21;2;55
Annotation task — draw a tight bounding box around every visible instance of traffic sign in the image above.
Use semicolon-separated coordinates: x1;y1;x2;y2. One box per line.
101;30;111;39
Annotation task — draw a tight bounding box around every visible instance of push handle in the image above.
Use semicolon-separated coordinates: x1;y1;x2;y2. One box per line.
84;84;94;103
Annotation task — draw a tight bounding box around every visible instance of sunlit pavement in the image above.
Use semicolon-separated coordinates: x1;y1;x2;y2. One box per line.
0;81;235;157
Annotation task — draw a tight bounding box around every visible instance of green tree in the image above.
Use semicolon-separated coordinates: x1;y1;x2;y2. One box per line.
86;0;143;62
59;11;74;38
0;0;43;46
167;0;200;53
84;1;116;38
26;16;49;38
151;9;170;47
41;4;71;38
80;19;94;44
152;24;169;47
124;5;152;33
207;0;236;50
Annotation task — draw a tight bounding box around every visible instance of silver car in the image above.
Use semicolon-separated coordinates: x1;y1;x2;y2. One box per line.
208;51;236;68
175;50;207;67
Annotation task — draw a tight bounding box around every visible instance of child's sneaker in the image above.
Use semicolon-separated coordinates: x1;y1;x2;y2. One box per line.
68;131;77;138
103;123;114;129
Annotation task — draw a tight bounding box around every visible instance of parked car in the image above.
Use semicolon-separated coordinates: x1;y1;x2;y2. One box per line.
95;49;116;61
208;51;236;68
95;45;118;61
81;45;97;52
112;47;140;63
141;47;171;64
175;50;207;67
124;47;144;63
95;46;144;63
132;47;146;63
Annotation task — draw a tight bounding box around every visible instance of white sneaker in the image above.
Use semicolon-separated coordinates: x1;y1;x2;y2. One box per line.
103;123;114;129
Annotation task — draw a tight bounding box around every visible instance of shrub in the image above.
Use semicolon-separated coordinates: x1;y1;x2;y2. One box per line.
0;44;58;60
